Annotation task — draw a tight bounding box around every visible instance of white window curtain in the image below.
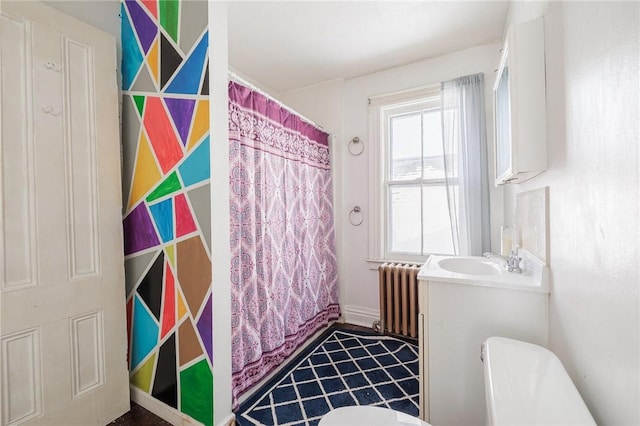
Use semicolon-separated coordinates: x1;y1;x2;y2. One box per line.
441;73;491;256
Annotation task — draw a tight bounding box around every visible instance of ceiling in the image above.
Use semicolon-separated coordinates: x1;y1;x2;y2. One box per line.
227;1;510;93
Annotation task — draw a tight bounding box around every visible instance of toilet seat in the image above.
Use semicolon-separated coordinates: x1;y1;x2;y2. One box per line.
318;406;431;426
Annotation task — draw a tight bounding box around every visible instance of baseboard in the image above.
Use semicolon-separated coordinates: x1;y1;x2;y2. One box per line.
130;386;202;426
217;413;236;426
342;305;379;329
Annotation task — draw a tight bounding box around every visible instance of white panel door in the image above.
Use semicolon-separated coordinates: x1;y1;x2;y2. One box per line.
0;1;129;425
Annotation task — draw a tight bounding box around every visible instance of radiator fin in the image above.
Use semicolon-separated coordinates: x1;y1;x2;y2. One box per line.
378;263;421;339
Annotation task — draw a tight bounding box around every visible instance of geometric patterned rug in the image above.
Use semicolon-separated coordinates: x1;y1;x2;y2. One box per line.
235;327;420;426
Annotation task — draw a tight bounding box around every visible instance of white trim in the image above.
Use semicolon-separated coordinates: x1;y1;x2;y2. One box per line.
130;386;201;426
366;258;387;270
210;4;234;424
367;105;383;261
369;84;440;107
217;413;236;426
366;258;424;270
342;305;379;328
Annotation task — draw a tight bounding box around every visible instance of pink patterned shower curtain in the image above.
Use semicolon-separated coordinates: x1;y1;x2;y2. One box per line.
228;81;340;407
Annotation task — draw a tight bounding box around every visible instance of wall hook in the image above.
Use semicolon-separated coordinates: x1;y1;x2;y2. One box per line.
44;61;62;72
42;106;62;116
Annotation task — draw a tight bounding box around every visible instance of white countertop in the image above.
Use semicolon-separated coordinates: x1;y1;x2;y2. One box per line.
418;253;550;294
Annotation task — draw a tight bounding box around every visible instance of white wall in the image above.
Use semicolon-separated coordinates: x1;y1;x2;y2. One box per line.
281;44;502;327
503;2;639;424
278;79;344;142
44;0;122;88
43;0;120;40
209;4;234;425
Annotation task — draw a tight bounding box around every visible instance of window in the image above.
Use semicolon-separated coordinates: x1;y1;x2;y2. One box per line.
370;88;455;261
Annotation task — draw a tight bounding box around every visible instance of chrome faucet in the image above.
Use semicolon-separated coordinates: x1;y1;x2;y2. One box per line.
484;249;522;273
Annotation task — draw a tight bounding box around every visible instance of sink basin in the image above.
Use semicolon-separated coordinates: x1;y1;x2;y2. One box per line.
437;257;503;275
419;254;550;293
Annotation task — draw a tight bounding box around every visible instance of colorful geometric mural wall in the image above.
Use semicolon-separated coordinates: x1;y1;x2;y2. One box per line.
120;0;212;424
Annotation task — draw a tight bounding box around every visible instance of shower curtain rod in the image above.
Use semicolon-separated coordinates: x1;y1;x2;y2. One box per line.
227;70;326;132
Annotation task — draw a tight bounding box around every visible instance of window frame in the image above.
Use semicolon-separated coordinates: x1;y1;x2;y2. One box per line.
367;85;454;264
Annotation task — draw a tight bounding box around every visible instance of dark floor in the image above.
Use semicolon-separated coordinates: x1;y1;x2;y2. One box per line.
109;323;407;425
109;402;171;426
236;323;420;426
335;322;418;345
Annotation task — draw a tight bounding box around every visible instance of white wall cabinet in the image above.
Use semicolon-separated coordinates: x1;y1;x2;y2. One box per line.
494;17;547;185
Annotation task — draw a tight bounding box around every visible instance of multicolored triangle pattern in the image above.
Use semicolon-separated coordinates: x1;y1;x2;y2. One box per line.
120;0;212;424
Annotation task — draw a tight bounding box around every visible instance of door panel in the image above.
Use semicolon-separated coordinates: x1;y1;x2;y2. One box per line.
0;2;129;425
64;36;101;279
0;11;37;292
1;329;43;424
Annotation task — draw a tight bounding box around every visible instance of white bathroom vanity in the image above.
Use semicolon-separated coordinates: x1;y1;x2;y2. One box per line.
417;254;549;425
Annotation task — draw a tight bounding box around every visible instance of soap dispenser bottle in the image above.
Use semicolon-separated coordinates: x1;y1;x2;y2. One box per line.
500;226;515;257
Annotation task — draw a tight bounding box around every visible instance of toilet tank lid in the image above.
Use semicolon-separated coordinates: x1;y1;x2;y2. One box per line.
483;337;596;426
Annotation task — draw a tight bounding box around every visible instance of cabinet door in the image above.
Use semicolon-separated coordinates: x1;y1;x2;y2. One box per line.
428;282;548;426
494;61;512;181
492;17;547;185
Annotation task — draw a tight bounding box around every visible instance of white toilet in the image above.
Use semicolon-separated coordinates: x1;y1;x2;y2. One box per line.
318;406;430;426
483;336;596;425
319;337;595;426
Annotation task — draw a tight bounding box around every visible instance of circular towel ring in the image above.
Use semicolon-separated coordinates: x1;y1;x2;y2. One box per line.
348;137;364;156
349;206;364;226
